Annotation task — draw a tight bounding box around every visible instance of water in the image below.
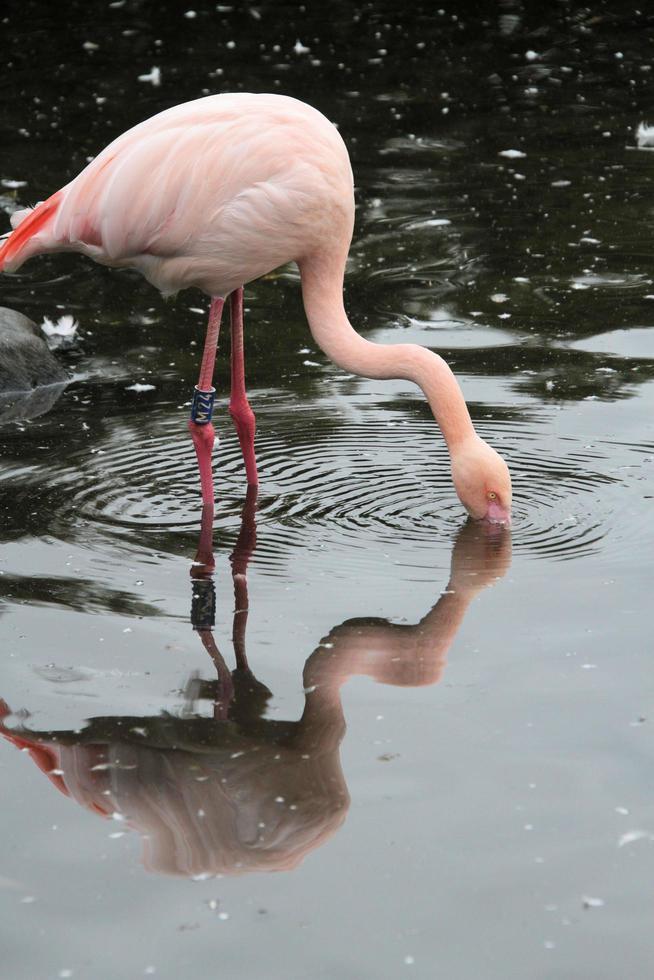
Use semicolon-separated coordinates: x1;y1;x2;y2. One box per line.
1;3;654;978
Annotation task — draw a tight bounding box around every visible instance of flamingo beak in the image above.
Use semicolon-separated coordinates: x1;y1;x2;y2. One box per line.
484;500;511;526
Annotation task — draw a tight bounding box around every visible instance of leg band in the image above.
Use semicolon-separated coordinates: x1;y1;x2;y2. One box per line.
190;386;216;424
191;578;216;631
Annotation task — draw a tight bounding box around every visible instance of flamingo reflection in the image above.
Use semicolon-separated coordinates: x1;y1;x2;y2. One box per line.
0;503;510;877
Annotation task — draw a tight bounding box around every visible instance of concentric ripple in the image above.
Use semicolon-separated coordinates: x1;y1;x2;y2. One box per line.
45;401;640;566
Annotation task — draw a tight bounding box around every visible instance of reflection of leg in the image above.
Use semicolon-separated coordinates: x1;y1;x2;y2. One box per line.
192;501;216;574
196;630;235;722
229;287;258;486
188;296;224;515
230;485;257;672
227;485;271;724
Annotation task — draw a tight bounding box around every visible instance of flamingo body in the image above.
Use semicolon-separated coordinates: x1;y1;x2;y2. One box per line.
2;94;355;298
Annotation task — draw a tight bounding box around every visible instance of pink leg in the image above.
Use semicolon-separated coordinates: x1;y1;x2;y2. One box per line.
229;288;258;486
188;297;224;567
230;484;258;669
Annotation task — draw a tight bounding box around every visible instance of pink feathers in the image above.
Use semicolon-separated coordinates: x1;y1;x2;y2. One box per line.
0;192;62;271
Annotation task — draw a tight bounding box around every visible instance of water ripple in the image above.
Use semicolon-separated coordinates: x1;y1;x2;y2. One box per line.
42;409;636;566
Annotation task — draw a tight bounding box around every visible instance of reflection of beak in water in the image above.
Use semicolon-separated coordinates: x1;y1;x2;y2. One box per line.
0;511;511;877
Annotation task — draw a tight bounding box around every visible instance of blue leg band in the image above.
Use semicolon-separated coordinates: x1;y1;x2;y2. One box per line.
191;386;216;424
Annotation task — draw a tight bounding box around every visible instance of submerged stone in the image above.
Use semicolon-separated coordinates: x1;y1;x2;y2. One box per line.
0;306;69;423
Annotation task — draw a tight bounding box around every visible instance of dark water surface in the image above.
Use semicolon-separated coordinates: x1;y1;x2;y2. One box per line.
2;2;654;978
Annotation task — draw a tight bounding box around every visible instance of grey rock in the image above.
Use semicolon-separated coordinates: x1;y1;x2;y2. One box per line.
0;306;69;423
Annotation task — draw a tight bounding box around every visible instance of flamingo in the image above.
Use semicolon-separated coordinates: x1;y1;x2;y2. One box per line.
0;93;512;526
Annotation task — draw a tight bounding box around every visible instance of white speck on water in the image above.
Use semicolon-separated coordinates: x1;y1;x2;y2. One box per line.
126;383;156;392
91;763;111;771
580;236;600;245
376;714;384;721
404;955;415;966
197;809;205;818
20;895;35;903
551;179;572;187
513;276;529;283
294;39;310;54
615;806;629;815
615;51;624;59
275;796;285;803
83;40;99;51
123;627;132;633
144;968;156;976
636;122;654;147
545;380;555;391
109;831;125;839
544;941;555;950
525;50;539;61
1;178;27;189
111;811;125;822
41;314;79;346
189;307;204;314
207;899;219;910
618;829;653;847
230;751;245;759
58;971;74;979
499;149;526;159
218;911;230;921
490;293;508;303
138;67;161;86
581;663;597;669
184;9;197;17
303;359;321;367
498;312;512;319
226;40;235;49
582;895;605;908
191;873;213;881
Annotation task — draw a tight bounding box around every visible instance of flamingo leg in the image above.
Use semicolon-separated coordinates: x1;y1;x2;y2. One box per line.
188;296;224;545
230;484;258;671
229;287;258;486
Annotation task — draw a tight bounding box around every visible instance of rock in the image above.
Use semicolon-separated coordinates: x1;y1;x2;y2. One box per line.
0;307;69;423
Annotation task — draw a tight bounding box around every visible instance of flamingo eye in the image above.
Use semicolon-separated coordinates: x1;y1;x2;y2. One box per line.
488;491;497;500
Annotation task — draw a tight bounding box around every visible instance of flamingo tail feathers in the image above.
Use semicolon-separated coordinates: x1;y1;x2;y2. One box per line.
0;192;62;271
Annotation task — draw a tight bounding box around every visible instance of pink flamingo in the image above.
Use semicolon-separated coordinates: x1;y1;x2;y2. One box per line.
0;93;512;526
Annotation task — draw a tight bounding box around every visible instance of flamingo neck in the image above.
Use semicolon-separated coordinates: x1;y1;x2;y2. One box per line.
299;253;476;451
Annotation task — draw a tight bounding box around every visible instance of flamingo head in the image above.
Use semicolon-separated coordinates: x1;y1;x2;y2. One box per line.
451;436;512;525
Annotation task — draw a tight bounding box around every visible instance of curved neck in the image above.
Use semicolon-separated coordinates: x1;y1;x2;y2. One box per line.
299;253;475;451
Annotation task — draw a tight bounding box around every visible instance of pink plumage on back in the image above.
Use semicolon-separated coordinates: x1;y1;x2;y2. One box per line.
0;93;355;298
